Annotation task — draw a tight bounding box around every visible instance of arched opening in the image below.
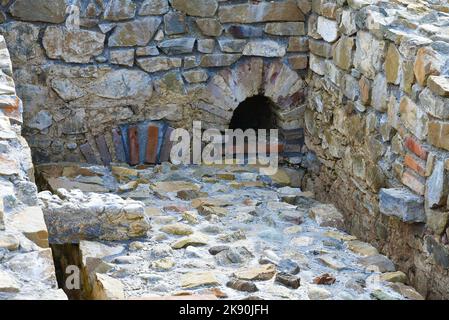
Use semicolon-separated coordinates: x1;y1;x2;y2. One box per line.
229;95;277;131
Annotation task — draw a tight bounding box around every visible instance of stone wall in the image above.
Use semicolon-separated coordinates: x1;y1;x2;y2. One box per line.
0;0;309;164
0;35;65;299
302;0;449;299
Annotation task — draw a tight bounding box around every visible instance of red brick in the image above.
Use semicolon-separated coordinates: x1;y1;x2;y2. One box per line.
128;126;139;166
404;136;428;160
404;154;426;177
145;125;159;164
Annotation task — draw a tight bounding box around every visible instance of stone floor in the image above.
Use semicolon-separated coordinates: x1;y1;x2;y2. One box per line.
37;163;424;300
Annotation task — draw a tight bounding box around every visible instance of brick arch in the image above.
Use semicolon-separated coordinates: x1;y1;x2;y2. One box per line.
194;58;307;131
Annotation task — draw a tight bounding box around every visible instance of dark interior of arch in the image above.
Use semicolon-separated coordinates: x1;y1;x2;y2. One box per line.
229;95;277;131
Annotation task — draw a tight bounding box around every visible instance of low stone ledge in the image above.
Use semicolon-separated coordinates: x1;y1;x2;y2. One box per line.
39;189;150;243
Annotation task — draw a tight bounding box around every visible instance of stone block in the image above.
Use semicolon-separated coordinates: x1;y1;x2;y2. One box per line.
428;120;449;151
164;11;186;35
426;160;449;208
287;37;309;52
379;188;425;223
170;0;218;17
264;22;305;36
145;125;159;164
109;17;161;47
218;2;305;23
419;87;449;120
195;18;223;37
158;38;195;55
9;0;66;23
227;25;263;38
427;76;449;98
317;16;339;43
10;206;49;248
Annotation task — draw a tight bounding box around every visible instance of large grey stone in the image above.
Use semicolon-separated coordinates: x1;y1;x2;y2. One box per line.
158;38;195;55
103;0;136;21
426;160;449;208
243;40;286;57
137;57;182;73
39;190;150;243
88;69;153;100
139;0;169;15
379;188;425;223
170;0;218;17
42;26;105;63
9;0;67;23
109;17;161;47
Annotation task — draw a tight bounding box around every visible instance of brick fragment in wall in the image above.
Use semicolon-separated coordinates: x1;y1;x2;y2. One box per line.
112;128;126;163
80;143;98;164
95;135;112;166
145;125;159;164
128;126;139;166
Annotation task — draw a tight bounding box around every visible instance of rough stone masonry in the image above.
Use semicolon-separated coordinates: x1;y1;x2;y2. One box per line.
0;0;448;299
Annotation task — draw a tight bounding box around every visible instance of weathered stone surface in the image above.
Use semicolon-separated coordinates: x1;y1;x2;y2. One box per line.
385;44;401;84
234;264;276;281
0;270;20;293
90;69;153;100
171;234;208;249
414;47;443;86
275;272;300;289
200;54;241;67
243;41;286;57
92;273;125;300
181;271;219;288
39;190;150;243
158;38;195;55
288;55;308;70
399;96;428;141
428;121;449;151
317;16;339;42
160;223;193;236
9;0;67;23
195;18;223;37
419;87;449;120
309;53;326;75
379;188;425;223
380;271;408;284
139;0;169;15
104;0;136;21
309;204;345;230
170;0;218;17
137;57;182;73
354;31;385;79
110;49;135;67
287;37;309;52
427;76;449;98
226;279;258;292
264;22;305;36
10;206;48;248
218;2;305;23
358;255;396;273
0;232;19;251
109;17;161;47
227;25;263;38
333;36;354;70
347;240;379;256
135;46;159;57
426;160;449;208
164;11;186;35
218;40;246;53
183;69;209;83
42;27;105;64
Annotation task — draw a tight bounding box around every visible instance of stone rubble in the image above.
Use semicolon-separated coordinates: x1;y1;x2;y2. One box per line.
36;163;423;300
